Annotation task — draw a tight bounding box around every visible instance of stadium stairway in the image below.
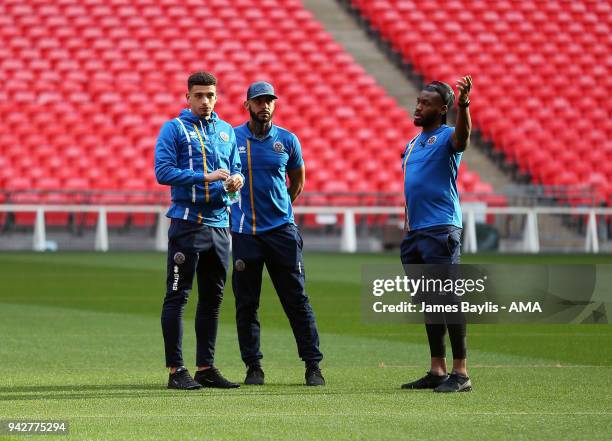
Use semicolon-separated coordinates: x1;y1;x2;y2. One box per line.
302;0;587;250
303;0;514;193
0;0;498;203
345;0;612;207
0;0;594;250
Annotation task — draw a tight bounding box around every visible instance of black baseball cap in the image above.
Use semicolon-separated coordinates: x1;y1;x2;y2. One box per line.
246;81;278;100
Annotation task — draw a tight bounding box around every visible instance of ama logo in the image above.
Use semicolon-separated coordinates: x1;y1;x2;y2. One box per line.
509;302;542;312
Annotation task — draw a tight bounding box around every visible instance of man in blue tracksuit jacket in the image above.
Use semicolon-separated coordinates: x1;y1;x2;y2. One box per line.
231;82;324;386
155;71;244;390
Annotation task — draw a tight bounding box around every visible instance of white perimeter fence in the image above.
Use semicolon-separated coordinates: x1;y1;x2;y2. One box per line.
0;204;611;253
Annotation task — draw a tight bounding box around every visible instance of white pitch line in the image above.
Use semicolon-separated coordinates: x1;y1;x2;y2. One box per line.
1;365;611;378
377;364;612;368
18;412;609;419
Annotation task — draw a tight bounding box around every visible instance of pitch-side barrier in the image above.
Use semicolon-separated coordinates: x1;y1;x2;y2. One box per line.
0;204;609;253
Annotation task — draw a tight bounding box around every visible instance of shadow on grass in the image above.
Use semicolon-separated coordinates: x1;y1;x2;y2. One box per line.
0;382;403;401
0;382;312;394
0;384;163;393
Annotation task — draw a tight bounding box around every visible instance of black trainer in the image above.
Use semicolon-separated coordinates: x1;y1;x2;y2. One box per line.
305;363;325;386
401;371;449;389
434;372;472;393
167;367;202;390
194;367;240;389
245;365;265;385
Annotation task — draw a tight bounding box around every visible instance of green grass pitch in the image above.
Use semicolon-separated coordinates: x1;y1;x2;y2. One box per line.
0;252;611;440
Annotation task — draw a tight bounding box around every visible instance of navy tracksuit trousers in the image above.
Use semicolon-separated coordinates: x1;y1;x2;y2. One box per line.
231;223;323;366
400;225;467;359
161;219;230;368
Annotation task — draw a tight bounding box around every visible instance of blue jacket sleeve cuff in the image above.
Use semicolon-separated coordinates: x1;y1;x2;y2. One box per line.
193;172;205;184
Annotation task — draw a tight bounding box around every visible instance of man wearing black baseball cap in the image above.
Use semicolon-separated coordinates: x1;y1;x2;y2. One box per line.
246;81;279;101
230;81;324;386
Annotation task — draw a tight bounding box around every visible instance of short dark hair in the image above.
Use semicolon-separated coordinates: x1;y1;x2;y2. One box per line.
424;81;454;124
187;71;217;91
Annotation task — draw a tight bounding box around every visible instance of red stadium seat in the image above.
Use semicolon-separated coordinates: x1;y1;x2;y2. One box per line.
0;0;500;219
352;0;611;204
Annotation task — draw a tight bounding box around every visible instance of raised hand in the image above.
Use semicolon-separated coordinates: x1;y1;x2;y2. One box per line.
456;75;472;105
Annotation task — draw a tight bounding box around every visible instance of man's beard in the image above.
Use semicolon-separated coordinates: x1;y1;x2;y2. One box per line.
414;114;437;127
249;109;273;124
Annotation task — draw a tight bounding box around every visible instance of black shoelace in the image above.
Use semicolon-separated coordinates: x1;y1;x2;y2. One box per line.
308;367;322;376
207;367;221;377
175;369;192;381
